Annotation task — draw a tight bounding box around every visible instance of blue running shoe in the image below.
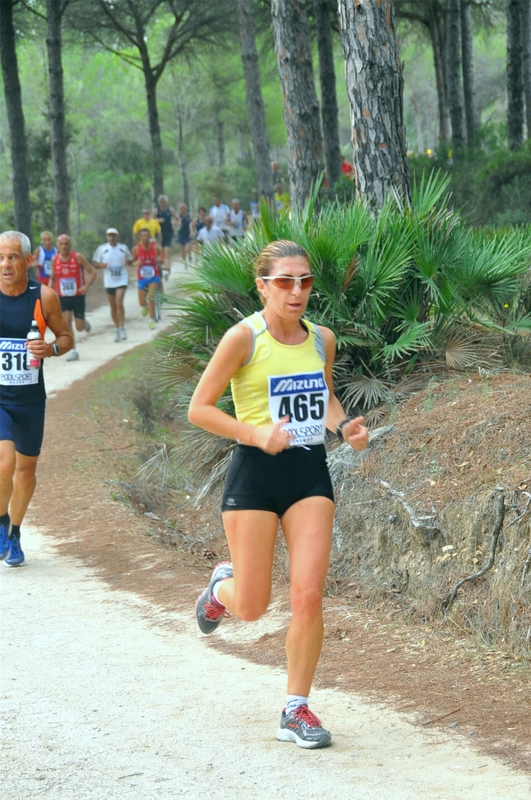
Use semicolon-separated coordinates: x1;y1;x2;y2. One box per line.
3;535;25;567
276;705;332;749
195;561;233;634
0;518;12;560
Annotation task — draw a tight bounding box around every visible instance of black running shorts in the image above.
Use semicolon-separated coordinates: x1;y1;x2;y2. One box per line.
0;401;46;457
221;444;334;518
59;295;86;319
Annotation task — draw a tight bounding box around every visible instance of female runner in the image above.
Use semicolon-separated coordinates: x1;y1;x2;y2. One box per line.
189;240;368;749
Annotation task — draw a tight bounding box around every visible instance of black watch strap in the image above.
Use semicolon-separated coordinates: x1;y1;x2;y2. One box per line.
52;343;60;356
336;418;350;442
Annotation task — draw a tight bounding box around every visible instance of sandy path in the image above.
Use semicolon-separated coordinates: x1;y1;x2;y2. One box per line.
1;265;530;799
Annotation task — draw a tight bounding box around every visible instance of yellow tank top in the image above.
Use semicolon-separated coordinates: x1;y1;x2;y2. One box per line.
230;312;329;447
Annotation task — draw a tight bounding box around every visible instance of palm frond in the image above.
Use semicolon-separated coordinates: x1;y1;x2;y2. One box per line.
381;322;432;362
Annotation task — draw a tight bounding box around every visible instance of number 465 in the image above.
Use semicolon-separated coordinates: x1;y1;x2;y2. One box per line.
278;393;324;422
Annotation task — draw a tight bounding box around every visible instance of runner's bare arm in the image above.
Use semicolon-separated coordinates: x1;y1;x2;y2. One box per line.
189;324;291;454
321;326;368;451
26;286;73;358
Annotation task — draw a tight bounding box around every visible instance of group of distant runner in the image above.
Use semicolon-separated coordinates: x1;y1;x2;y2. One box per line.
31;193;269;358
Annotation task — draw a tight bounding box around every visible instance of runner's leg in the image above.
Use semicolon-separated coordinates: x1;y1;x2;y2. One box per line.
217;509;278;620
115;287;127;329
164;246;172;274
147;281;156;321
0;440;16;516
107;292;119;327
9;452;38;526
281;496;334;696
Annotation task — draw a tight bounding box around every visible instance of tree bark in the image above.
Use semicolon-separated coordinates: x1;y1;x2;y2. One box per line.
337;0;411;207
314;0;341;188
507;0;524;150
138;44;164;198
215;104;225;167
429;2;451;146
0;0;32;239
521;0;531;138
176;102;190;209
411;95;425;154
460;0;479;142
237;0;274;200
446;0;466;148
271;0;324;208
46;0;69;235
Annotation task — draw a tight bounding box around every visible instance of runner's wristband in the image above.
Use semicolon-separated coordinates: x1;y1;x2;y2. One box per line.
336;418;350;442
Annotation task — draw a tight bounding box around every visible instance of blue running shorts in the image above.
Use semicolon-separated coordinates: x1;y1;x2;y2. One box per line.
138;276;161;291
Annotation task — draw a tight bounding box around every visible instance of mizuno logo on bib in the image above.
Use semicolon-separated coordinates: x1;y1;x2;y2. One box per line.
268;371;329;447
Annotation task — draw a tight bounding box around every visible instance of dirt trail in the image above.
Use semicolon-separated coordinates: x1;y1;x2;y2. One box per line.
1;265;530;799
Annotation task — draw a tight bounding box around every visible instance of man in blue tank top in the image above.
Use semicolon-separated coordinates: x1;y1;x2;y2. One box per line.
0;231;73;567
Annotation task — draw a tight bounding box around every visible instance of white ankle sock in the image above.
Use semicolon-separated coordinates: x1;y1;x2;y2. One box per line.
212;580;226;605
286;695;308;714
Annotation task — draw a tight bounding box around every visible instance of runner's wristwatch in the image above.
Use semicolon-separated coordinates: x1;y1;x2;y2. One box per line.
52;343;60;356
336;418;351;442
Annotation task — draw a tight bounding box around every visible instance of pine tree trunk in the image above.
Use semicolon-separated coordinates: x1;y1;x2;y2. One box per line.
446;0;466;149
46;0;69;235
521;0;531;138
428;2;450;145
237;0;274;200
507;0;524;150
215;105;225;167
337;0;411;207
140;52;164;198
0;0;32;239
176;104;190;209
460;0;479;142
314;0;341;188
271;0;324;208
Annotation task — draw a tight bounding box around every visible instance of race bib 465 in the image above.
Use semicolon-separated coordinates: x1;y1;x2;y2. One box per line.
268;371;329;447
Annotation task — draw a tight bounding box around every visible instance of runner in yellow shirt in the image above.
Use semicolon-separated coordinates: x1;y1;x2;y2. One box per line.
132;209;161;244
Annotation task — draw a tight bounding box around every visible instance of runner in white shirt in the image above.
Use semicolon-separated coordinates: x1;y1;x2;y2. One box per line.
92;228;133;341
226;199;248;241
209;197;230;234
196;217;224;248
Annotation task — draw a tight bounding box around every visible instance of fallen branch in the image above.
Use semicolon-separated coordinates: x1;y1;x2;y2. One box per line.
441;490;505;615
422;707;462;727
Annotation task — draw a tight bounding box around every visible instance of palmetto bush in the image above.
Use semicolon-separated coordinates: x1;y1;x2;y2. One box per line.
153;173;531;490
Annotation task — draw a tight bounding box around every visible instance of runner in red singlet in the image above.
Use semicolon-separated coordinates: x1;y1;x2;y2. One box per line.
50;235;96;361
132;228;163;329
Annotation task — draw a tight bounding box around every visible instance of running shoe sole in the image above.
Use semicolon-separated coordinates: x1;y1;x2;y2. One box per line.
275;727;332;749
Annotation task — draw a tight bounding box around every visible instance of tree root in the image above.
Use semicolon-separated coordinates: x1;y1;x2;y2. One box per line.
441;489;505;616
